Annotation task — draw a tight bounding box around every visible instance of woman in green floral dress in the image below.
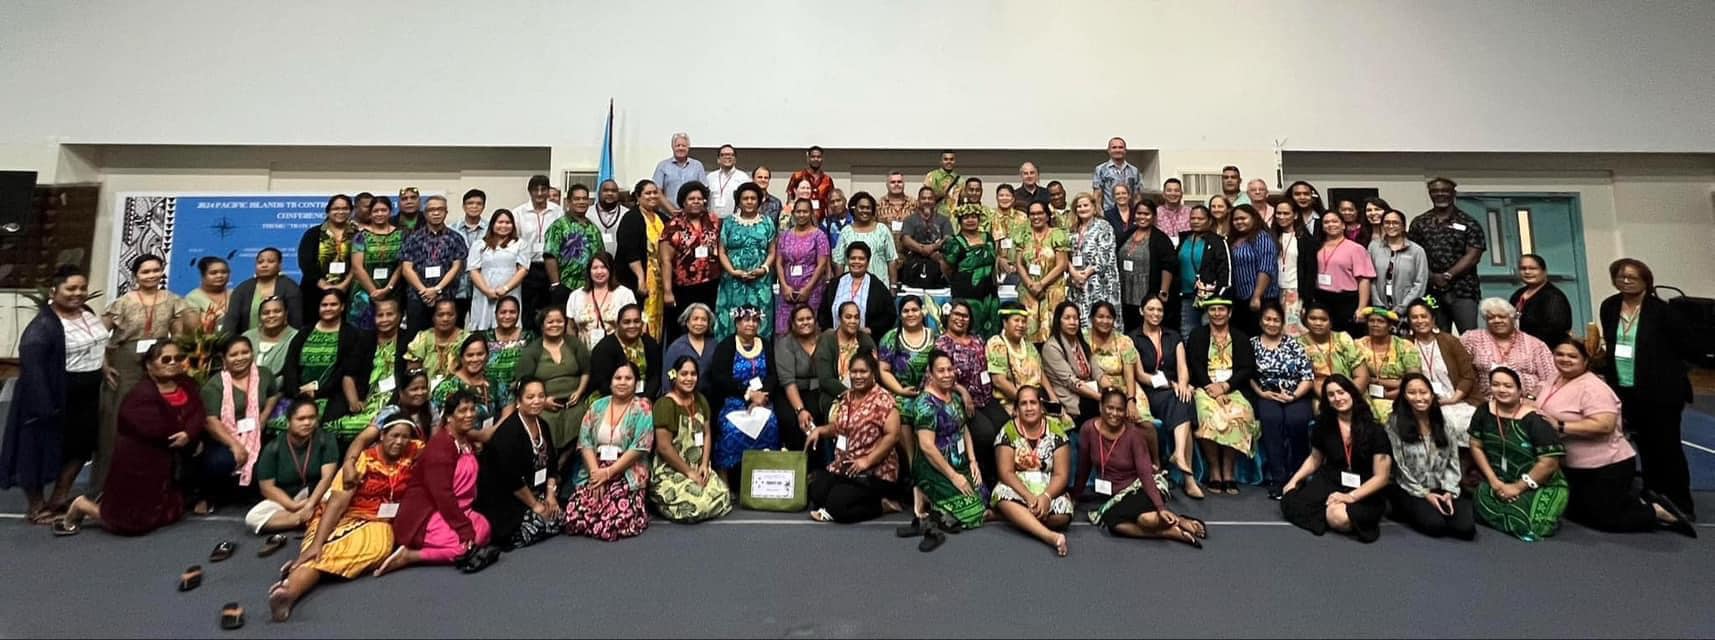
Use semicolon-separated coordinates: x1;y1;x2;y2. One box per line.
879;296;940;417
483;297;536;401
945;204;999;337
431;334;508;428
1468;366;1568;542
349;196;405;330
714;198;777;342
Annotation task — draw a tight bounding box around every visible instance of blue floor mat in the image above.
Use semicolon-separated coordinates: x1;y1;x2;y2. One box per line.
1680;410;1715;491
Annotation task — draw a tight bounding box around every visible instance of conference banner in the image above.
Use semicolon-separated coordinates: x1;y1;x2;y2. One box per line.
107;191;428;297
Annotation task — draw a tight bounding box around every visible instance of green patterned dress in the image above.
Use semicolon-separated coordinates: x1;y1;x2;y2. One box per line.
944;225;999;337
714;214;777;342
430;372;507;429
1014;226;1069;343
543;215;606;290
906;391;987;529
1361;335;1421;422
1470;405;1568;542
350;227;405;330
332;336;399;438
484;328;536;403
647;393;733;523
272;328;340;432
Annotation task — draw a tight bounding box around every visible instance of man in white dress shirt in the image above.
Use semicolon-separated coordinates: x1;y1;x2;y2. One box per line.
705;144;749;219
513;174;564;331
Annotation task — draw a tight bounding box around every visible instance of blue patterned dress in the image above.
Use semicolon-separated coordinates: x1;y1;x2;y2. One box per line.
713;347;780;470
715;214;777;342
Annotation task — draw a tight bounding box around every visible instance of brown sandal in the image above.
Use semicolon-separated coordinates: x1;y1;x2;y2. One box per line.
179;565;204;592
219;602;244;630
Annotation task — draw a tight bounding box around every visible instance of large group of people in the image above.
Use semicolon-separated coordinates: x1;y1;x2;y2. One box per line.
0;136;1703;624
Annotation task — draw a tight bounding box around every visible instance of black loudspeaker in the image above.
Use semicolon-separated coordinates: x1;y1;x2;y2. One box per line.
0;171;37;233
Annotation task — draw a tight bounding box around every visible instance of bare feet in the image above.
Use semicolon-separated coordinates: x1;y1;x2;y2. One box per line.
373;546;409;577
1052;533;1068;558
880;498;902;514
267;582;293;622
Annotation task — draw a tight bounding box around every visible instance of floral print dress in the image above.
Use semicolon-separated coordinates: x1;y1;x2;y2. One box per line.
569;395;655;541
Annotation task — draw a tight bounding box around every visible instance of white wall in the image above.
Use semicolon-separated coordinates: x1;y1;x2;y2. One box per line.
4;0;1715;180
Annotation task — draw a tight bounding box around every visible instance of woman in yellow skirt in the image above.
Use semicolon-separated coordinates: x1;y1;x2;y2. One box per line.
266;418;423;622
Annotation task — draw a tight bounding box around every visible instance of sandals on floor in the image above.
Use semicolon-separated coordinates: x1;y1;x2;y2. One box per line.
209;541;237;562
258;533;289;558
455;546;501;574
51;517;81;537
1180;515;1209;540
1223;481;1240;496
808;508;834;523
219;602;245;630
179;565;204;592
917;528;946;553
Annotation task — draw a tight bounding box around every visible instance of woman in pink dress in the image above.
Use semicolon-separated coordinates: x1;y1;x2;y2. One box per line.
376;390;493;575
775;196;832;332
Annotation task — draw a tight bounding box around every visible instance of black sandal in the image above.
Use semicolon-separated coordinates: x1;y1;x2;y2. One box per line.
1645;491;1698;538
209;540;237;562
1172;525;1204;549
219;602;245;630
1181;515;1209;540
258;533;289;557
455;546;501;574
50;517;81;537
894;517;925;538
178;565;204;592
917;528;947;553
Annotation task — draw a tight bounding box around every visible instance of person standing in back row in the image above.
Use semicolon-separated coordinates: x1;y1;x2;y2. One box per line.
400;196;468;343
706;144;749;219
1407;177;1485;333
789;146;835;212
1599;258;1697;521
1092;137;1142;212
513;175;564;332
653;132;706;217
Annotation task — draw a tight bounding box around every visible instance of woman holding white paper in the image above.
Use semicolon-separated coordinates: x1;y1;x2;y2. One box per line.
710;306;780;486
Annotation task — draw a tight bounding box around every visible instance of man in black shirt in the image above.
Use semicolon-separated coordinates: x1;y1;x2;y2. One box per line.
1406;177;1486;332
1014;161;1052;209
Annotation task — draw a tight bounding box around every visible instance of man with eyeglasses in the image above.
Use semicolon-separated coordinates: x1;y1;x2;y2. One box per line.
1407;177;1486;332
399;195;468;341
453;189;489;324
514;174;565;331
705;144;749;219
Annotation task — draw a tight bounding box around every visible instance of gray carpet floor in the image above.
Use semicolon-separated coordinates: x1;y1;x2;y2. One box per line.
1;491;1712;638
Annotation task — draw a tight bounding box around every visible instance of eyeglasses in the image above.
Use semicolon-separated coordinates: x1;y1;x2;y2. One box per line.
157;354;187;364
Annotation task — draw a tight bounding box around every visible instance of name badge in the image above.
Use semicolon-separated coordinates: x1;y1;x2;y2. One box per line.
1384;282;1395;298
599;445;621;462
1122;259;1135;272
791;265;805;277
373;267;390;280
424;265;443;280
1212;369;1233;383
533;467;548;486
328;261;347;275
835;435;849;451
694;246;710;259
998;284;1018;299
481;417;494;431
811;200;821;210
1151;371;1170;389
1028;264;1043;277
377;376;397;393
1450;223;1468;232
1317;274;1333;286
772;283;780;295
747;377;763;392
1340;471;1362;489
956;438;966;455
1071;255;1085;268
235;418;257;434
890;220;903;232
841;376;851;389
1001;238;1014;249
1613;344;1635;359
979;371;992;385
1431;379;1452;397
693;431;705;447
1094;479;1114;496
1369;384;1386;398
135;339;157;354
377;502;400;519
602;232;615;247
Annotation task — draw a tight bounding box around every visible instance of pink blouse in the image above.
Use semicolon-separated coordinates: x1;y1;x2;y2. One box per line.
1536;372;1633;469
1314;238;1376;293
1460;329;1556;401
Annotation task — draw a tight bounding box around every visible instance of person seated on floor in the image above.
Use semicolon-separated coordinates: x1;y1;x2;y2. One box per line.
1280;374;1394;543
1468;366;1568;542
991;385;1075;557
567;362;656;541
1384;374;1476;540
1536;338;1694;537
649;356;734;524
54;342;217;537
377;391;495;575
342;370;437;476
1080;388;1206;546
269;416;424;622
476;378;564;551
807;350;903;524
196;335;280;515
710;305;781;487
246;397;339;536
900;350;984;552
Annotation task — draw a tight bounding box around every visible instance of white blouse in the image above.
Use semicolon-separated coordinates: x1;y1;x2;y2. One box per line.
61;310;111;373
566;285;637;350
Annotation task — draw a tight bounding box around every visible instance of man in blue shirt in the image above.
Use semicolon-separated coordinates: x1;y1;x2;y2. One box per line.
400;195;469;341
652;132;706;216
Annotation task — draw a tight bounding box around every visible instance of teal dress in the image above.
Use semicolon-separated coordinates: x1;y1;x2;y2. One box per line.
714;214;777;342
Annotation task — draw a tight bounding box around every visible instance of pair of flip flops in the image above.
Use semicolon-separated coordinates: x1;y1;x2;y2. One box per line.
208;534;288;563
454;546;501;574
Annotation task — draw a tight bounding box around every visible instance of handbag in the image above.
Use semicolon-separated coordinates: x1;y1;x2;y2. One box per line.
738;448;808;512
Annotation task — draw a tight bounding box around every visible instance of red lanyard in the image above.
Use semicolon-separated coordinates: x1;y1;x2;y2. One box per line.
1537;377;1568;410
138;292;159;335
848;275;864;300
1148;333;1165;371
1318;239;1345;276
287;437;312;484
1417;339;1440;377
1097;428;1124;476
1341;430;1354;468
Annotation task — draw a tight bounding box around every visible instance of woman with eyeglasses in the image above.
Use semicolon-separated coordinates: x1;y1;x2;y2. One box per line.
1188;298;1259;496
1366;210;1428;318
224;247;305;337
1598;258;1698;521
54;342;208;536
1506;253;1574;348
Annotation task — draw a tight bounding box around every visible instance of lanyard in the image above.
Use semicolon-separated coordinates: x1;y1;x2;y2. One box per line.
1097;427;1124;476
1495;412;1511;474
1307;336;1336;373
137;291;160;335
1147;332;1165;371
1416;338;1440;379
287;437;313;485
1341;427;1354;468
1318;239;1345;276
848;275;865;301
1537;376;1570;410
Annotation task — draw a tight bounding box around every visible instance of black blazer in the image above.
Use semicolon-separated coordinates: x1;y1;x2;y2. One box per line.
588;334;663;400
280;322;374;424
709;336;780;402
819;274;897;338
1285;229;1319;302
475;412;556;546
221;276;305;336
1599;294;1693;404
1510;283;1573;347
1131;328;1185;382
296;226;337;294
613;208;665;295
1185;325;1256;389
1126;227;1179;301
1176;231;1232;299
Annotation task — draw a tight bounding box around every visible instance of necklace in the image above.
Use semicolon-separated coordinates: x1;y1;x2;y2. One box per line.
736;336;764;359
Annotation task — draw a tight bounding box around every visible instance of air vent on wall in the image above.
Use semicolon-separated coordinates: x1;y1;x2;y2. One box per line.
1179;171;1223;201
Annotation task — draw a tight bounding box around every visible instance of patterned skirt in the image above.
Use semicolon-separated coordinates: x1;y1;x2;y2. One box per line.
991;470;1073;515
1193;390;1260;457
299;516;394;579
714;398;780;471
1091;479;1160;528
912;455;987;529
503;488;565;550
1476;478;1568;542
568;479;649;541
649;463;733;524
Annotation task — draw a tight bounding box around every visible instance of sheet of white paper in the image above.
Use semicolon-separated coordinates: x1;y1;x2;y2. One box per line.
726;407;774;440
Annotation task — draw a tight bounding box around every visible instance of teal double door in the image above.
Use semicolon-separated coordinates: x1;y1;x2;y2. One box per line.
1457;194;1591;329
